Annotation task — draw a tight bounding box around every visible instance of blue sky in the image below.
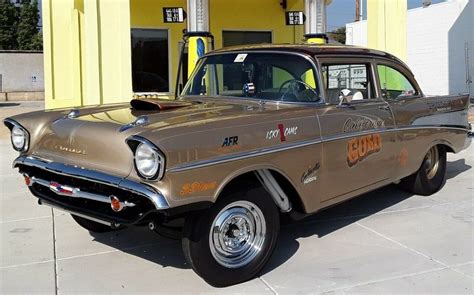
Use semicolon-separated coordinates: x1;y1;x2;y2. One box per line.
327;0;446;30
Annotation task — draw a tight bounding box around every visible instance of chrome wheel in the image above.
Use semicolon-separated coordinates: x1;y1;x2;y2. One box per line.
209;200;266;268
424;146;440;180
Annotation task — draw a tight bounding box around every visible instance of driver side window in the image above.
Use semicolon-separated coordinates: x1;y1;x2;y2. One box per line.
321;63;375;104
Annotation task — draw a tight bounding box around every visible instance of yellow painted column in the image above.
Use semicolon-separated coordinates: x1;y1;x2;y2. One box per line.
42;0;84;109
95;0;133;104
44;0;132;109
367;0;407;61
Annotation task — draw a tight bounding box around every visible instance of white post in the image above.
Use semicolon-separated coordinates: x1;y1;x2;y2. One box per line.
304;0;328;43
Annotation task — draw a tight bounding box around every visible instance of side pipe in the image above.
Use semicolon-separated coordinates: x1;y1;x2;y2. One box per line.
255;169;292;212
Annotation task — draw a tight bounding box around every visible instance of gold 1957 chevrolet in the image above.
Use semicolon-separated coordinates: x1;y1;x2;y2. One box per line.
4;44;471;286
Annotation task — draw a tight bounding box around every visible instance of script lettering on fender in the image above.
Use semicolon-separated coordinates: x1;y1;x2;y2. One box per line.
343;117;385;133
347;134;382;167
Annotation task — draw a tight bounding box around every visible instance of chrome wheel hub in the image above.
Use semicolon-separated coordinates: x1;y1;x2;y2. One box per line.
425;146;440;180
209;200;266;268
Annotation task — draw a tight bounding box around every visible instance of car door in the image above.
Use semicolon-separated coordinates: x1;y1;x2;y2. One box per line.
315;57;397;205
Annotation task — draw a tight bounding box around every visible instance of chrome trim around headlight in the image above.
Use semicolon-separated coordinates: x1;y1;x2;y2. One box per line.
3;118;29;152
126;136;166;181
13;156;169;210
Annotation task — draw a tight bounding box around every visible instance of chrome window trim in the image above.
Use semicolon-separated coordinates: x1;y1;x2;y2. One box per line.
168;125;469;173
3;118;30;152
13;156;169;210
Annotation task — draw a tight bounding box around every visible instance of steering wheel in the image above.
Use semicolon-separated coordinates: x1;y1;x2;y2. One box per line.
278;79;319;101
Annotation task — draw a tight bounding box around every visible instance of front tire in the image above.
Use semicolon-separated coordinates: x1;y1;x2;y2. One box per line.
400;145;447;195
182;184;279;287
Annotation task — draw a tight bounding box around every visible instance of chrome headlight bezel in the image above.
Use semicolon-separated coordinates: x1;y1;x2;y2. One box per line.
4;119;29;152
126;136;165;181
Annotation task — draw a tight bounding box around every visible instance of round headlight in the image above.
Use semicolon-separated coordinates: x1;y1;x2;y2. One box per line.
135;143;160;179
11;125;27;151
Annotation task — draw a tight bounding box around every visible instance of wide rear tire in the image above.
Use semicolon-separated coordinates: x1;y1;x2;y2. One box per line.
400;145;447;195
182;183;279;287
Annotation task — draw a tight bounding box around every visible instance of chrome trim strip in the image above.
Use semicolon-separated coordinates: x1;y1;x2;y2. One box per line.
39;199;113;226
255;169;291;212
27;175;136;208
168;125;469;173
15;156;169;210
168;136;323;173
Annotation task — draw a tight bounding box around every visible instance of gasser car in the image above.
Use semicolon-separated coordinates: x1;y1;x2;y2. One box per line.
4;44;471;287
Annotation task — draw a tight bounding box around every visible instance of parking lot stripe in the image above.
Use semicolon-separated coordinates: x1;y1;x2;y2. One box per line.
355;222;473;280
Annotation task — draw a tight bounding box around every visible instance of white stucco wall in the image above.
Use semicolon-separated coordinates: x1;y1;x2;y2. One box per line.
0;52;44;92
345;0;473;98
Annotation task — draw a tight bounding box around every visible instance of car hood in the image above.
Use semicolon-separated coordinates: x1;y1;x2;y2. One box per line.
23;98;287;177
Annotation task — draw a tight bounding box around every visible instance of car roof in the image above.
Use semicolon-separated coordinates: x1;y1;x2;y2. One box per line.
209;43;404;64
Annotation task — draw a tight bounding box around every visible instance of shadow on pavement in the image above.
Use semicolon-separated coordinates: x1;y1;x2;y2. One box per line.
0;103;21;108
88;159;471;275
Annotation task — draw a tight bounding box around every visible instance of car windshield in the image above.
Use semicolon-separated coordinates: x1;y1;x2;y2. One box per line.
182;52;320;103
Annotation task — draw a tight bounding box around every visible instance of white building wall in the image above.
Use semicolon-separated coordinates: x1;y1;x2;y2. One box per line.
0;52;44;92
346;0;473;98
346;20;367;48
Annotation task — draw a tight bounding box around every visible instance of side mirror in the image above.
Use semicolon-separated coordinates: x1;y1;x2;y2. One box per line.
338;89;353;105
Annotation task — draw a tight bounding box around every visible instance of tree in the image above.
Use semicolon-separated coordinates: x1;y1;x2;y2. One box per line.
328;27;346;45
0;0;19;50
17;0;42;50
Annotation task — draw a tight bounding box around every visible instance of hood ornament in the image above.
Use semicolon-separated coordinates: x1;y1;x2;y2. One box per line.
52;108;80;124
67;109;80;118
119;115;149;132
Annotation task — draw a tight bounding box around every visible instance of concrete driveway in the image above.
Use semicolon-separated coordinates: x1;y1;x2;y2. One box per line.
1;103;473;294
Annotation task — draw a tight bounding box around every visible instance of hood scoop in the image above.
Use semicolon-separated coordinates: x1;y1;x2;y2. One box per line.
130;98;192;111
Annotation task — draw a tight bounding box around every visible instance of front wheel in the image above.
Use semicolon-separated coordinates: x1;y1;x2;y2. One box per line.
400;145;447;195
182;184;279;287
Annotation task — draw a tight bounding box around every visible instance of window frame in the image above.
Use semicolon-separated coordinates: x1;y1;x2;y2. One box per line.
182;50;323;105
316;56;380;105
130;27;172;96
373;59;423;101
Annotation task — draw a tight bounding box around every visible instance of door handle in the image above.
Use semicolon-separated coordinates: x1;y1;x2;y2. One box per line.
378;105;391;112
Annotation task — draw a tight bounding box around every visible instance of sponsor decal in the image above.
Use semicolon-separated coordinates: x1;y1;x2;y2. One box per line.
397;148;409;166
218;136;240;153
427;100;463;112
55;145;86;155
180;181;217;196
221;136;238;147
266;124;298;141
347;134;382;167
343;117;385;133
301;163;320;185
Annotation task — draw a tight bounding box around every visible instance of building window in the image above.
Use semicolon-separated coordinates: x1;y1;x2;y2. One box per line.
131;29;169;93
222;31;272;47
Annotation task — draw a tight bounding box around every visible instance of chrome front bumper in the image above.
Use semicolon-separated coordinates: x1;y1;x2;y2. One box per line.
13;155;169;210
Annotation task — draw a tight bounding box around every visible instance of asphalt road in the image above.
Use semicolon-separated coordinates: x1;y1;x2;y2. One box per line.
0;102;473;293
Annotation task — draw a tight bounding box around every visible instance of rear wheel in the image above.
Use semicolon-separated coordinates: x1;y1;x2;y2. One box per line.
182;184;279;287
71;214;117;233
400;145;447;195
